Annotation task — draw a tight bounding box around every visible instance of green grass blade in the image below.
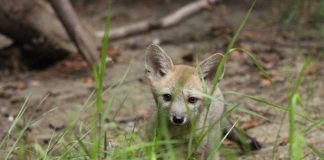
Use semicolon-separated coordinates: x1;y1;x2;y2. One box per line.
303;118;324;134
58;129;92;160
291;59;310;94
101;65;130;124
290;131;305;160
196;104;239;146
34;143;47;159
307;143;324;159
232;48;272;83
207;120;238;160
7;97;30;134
211;0;256;94
271;112;287;160
111;140;180;159
104;132;108;159
288;59;310;159
225;91;287;111
91;6;112;159
237;107;269;121
76;135;92;159
5;120;32;160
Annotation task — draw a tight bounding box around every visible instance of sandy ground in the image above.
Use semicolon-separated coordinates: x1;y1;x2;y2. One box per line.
0;0;323;159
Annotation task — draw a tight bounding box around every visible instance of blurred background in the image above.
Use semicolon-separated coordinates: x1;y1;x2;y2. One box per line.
0;0;323;159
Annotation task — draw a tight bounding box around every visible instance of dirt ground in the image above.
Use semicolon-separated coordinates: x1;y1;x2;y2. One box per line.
0;0;323;159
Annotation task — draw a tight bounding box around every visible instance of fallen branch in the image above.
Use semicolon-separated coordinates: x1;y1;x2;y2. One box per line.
49;0;99;67
96;0;220;40
269;40;324;50
239;31;324;50
242;39;324;51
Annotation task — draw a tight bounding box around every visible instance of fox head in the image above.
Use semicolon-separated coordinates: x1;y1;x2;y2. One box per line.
145;44;224;126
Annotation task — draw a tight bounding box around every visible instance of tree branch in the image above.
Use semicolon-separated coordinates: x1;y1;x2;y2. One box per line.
48;0;99;67
96;0;220;40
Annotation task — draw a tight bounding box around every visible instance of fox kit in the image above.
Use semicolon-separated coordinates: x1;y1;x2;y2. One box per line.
145;44;261;159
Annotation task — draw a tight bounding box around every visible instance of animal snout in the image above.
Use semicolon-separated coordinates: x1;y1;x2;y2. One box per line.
170;114;187;125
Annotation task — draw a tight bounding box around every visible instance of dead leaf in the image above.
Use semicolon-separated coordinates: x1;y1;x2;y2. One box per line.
229;50;242;61
107;47;121;62
238;43;252;51
278;137;288;146
82;77;95;89
51;54;88;74
30;80;40;86
261;79;271;87
261;58;275;70
97;47;121;62
241;118;261;130
16;82;26;90
305;64;318;75
223;139;235;147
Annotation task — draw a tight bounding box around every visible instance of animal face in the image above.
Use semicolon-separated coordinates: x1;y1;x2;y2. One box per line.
145;44;223;126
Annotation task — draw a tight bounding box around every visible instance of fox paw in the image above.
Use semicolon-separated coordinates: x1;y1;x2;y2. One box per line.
247;137;262;151
239;137;262;154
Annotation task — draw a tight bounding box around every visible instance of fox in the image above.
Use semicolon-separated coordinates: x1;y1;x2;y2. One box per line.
144;44;261;159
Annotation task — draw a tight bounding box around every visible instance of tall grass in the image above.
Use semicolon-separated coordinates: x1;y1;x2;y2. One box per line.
1;0;323;159
288;59;310;159
89;7;111;159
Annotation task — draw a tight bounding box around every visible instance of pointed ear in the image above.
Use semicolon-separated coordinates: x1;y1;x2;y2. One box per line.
145;44;174;80
199;53;224;82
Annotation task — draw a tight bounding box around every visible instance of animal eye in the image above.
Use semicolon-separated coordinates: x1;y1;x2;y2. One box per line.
159;70;166;77
162;94;172;102
188;97;198;104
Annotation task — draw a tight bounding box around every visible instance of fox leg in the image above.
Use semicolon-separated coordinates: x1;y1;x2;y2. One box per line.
198;124;221;160
222;119;262;153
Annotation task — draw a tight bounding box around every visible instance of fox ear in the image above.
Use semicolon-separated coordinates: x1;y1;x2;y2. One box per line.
199;53;224;82
145;44;174;80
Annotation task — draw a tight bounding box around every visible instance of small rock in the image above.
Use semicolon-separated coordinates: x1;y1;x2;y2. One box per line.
8;115;14;122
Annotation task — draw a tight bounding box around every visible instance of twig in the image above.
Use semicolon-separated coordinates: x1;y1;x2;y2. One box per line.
242;39;324;51
96;0;220;40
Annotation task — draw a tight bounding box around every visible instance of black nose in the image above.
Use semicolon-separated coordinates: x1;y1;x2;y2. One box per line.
172;116;184;124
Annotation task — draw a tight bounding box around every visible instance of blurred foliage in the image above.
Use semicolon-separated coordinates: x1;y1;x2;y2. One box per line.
278;0;324;27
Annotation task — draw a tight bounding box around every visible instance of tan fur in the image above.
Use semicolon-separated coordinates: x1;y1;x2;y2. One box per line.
145;44;224;160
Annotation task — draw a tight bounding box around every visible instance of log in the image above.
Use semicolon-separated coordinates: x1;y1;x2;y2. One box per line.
0;0;77;68
0;0;221;69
